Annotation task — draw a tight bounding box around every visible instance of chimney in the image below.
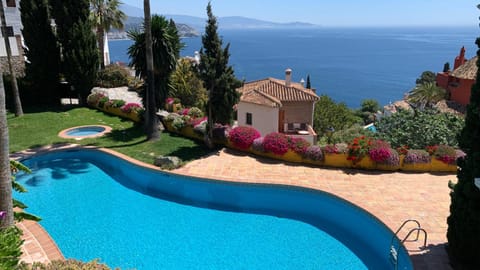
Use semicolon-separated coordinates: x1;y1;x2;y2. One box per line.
454;46;466;69
285;68;292;87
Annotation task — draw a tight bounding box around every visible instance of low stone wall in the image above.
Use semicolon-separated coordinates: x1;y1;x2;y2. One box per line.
0;55;25;76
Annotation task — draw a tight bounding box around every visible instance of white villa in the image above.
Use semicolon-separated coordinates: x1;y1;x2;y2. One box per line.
0;0;25;74
237;69;319;144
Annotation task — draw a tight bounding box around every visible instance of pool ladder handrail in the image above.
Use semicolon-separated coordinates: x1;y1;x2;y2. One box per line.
389;219;428;270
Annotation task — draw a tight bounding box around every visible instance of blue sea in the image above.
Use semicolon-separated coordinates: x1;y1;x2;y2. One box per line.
109;27;478;108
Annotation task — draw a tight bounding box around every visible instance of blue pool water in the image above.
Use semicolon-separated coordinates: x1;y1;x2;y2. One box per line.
15;149;412;270
65;126;106;137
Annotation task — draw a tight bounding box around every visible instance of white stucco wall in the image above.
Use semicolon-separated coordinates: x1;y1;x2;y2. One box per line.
237;102;279;137
2;1;22;36
0;1;22;56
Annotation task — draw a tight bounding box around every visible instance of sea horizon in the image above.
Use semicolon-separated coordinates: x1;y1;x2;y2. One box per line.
109;26;478;108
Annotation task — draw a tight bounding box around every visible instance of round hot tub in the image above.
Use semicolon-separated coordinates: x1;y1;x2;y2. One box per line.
58;125;112;140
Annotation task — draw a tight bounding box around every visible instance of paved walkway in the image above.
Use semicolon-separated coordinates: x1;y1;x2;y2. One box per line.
17;220;64;264
20;147;455;269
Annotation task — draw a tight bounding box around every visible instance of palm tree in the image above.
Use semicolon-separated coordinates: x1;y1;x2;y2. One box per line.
142;0;157;140
408;82;446;109
0;75;13;229
128;15;182;110
90;0;126;68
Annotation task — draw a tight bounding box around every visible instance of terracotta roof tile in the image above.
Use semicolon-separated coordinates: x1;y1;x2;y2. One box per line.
241;89;282;107
238;78;319;106
451;56;477;80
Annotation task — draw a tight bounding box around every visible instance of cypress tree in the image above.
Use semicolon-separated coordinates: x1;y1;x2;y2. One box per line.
62;20;99;103
447;10;480;268
306;74;311;89
49;0;90;47
49;0;98;103
198;2;241;131
20;0;61;105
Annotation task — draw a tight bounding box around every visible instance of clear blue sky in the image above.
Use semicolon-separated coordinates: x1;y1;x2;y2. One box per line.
122;0;478;27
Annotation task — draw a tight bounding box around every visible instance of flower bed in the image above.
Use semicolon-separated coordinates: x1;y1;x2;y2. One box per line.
87;92;143;122
161;111;458;173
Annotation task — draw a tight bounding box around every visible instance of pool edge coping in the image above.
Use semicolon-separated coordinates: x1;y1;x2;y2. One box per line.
57;125;112;140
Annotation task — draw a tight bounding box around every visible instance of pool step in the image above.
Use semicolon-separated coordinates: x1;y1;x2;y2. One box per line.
389;219;428;269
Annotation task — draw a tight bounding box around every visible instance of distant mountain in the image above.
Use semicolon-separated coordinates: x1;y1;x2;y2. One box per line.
120;3;144;18
108;16;200;40
119;3;318;32
218;16;318;29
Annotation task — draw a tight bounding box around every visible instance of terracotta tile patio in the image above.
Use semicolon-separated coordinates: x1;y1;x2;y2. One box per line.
20;147;456;269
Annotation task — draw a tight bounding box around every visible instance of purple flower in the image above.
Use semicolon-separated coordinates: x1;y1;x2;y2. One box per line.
0;211;6;219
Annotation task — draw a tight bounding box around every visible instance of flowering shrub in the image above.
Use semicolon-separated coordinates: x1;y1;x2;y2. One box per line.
456;149;466;160
347;136;373;163
180;108;190;116
97;96;109;108
86;92;106;106
404;150;431;164
434;144;457;164
165;97;177;105
425;145;438;155
120;103;143;114
263;132;290;155
304;145;324;161
95;64;130;88
289;137;311;155
165;97;181;112
368;148;392;163
381;149;400;166
336;143;348;154
104;99;126;109
322;144;339;154
251;137;265;152
112;99;126;108
369;148;400;166
165;113;180;121
193;121;207;136
228;126;261;149
367;140;399;166
396;145;409;155
189;116;207;127
104;100;114;108
187;107;203;118
172;116;188;130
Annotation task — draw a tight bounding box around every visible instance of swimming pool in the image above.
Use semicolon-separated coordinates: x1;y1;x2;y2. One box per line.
58;125;112;139
15;148;412;270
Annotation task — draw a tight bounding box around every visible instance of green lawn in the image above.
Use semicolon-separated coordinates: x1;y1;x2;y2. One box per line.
8;107;213;164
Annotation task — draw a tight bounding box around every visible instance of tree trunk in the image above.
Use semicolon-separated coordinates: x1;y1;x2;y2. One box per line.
97;27;105;69
144;0;159;140
0;2;23;116
0;74;13;228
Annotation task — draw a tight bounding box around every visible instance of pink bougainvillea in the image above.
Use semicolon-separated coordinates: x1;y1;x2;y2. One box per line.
228;126;261;149
368;148;391;163
189;116;208;127
121;103;143;113
289;137;310;155
263;132;290;155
